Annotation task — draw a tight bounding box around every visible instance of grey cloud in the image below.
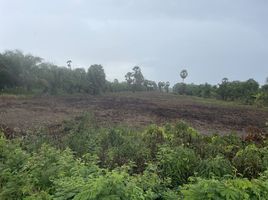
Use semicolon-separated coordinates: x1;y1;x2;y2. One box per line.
0;0;267;85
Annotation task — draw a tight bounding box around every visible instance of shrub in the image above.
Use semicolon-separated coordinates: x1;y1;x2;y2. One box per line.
171;121;201;146
53;160;101;200
156;146;199;186
23;144;84;193
0;134;30;199
180;177;268;200
232;145;264;178
196;155;235;178
201;134;242;160
98;128;149;171
69;170;146;200
3;121;268;199
261;147;268;170
143;125;165;159
134;163;178;200
62;114;101;156
0;133;100;199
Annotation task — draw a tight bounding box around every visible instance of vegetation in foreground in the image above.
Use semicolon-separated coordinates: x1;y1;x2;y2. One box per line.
1;114;268;199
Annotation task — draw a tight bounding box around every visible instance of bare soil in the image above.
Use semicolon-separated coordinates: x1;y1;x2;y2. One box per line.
0;92;268;135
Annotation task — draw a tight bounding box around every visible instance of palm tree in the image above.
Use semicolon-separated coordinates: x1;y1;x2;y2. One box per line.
222;77;229;84
180;69;188;83
67;60;72;69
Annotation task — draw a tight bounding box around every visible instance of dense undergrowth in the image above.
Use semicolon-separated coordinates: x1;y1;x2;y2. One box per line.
1;114;268;199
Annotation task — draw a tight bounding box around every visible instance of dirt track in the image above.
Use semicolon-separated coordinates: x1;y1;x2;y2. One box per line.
0;92;268;135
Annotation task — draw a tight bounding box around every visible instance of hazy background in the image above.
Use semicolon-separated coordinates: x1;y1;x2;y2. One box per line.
0;0;267;85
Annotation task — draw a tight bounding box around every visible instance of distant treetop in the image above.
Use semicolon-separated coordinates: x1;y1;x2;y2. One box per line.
180;69;188;82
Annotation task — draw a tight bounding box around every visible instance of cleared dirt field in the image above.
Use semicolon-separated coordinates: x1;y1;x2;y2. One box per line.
0;92;268;135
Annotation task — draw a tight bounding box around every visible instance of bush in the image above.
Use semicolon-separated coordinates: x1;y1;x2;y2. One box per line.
134;163;178;200
165;121;202;152
181;177;268;200
0;133;99;199
3;121;268;199
196;155;235;178
143;125;165;159
232;145;265;178
156;146;199;186
201;134;242;160
99;128;149;171
63;170;146;200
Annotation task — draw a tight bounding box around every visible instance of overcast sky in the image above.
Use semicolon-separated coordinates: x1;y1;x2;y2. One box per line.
0;0;267;85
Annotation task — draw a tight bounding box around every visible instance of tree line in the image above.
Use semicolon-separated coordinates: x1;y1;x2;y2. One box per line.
173;78;268;106
0;50;169;95
0;50;106;95
0;50;267;106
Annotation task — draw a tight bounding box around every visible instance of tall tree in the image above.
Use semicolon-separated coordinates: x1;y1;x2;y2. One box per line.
87;64;106;95
0;50;42;91
132;66;144;85
180;69;188;83
125;72;133;86
164;82;170;93
158;81;165;92
73;68;87;92
67;60;72;69
125;66;144;92
0;54;12;89
217;78;230;100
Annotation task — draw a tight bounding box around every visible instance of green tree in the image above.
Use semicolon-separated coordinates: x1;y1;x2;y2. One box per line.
217;78;230;100
144;80;157;91
66;60;72;69
73;68;87;93
180;69;188;83
125;72;134;90
0;54;12;89
87;64;106;95
164;82;170;93
125;66;145;92
0;50;42;92
132;66;144;86
158;81;165;92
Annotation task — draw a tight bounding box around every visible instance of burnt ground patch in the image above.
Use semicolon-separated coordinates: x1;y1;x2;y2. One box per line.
0;92;267;135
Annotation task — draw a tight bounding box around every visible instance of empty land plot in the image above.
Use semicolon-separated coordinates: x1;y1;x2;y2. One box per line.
0;92;268;135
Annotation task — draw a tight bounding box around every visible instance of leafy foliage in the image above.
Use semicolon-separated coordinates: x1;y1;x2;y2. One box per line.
181;177;268;200
173;78;268;106
196;156;235;178
0;50;109;95
2;117;268;199
156;146;199;186
232;145;268;178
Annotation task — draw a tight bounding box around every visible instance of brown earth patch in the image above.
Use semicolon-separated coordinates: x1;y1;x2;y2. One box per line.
0;92;268;135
